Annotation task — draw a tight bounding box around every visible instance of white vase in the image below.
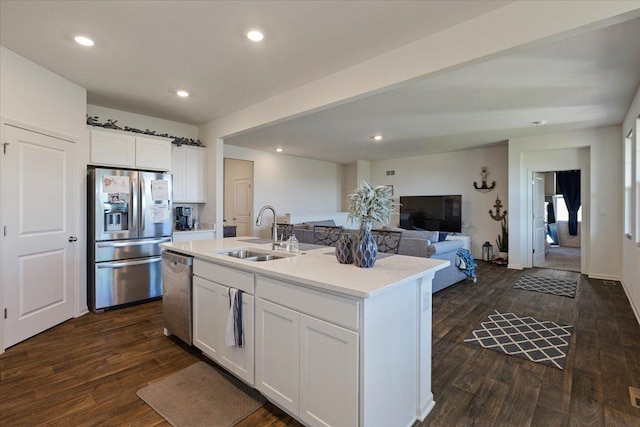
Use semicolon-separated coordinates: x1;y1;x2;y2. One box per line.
498;251;508;259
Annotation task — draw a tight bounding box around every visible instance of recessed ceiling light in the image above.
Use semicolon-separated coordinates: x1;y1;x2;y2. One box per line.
246;30;264;42
276;148;283;153
533;120;547;126
74;36;94;47
176;90;189;98
372;135;383;141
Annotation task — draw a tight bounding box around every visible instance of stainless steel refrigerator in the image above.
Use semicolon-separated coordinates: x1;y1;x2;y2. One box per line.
87;166;172;312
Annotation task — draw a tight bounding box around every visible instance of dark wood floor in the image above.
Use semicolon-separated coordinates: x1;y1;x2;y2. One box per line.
1;263;639;426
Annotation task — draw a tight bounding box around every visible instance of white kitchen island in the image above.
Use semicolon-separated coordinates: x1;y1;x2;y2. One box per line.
161;237;448;427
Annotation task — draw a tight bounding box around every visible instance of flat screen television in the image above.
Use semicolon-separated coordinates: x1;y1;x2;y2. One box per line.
399;195;462;233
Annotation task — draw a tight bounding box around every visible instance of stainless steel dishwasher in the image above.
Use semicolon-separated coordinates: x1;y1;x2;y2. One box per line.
162;250;193;345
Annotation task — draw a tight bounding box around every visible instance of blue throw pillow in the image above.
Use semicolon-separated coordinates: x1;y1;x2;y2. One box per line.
438;232;448;242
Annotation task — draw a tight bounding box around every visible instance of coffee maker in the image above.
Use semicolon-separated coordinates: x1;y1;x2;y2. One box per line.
175;206;192;230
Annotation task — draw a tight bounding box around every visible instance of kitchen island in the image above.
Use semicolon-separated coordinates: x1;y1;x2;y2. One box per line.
161;237;448;427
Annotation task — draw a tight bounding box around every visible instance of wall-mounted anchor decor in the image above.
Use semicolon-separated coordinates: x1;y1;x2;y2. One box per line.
474;167;496;193
489;195;507;221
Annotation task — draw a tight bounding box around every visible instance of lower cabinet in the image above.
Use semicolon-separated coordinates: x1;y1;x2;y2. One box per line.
192;276;254;385
256;297;359;427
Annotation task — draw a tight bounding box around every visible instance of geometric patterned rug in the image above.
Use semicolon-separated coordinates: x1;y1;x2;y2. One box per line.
463;310;574;370
512;274;578;298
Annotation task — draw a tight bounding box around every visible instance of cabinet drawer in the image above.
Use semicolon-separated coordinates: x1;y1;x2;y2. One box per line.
194;260;254;294
256;276;359;330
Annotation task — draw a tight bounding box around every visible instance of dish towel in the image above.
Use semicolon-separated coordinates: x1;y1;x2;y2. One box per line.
456;248;477;282
225;288;244;347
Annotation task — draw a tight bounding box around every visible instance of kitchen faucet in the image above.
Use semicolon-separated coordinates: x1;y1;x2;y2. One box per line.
256;205;278;250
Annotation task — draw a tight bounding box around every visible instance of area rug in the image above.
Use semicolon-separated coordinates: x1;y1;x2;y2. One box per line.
137;362;265;427
512;274;578;298
464;310;573;370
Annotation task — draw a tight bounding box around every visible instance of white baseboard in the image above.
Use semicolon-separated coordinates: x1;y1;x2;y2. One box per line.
507;263;524;270
587;273;621;281
620;279;640;327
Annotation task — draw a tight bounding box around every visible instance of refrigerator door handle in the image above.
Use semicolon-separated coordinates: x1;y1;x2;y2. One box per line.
140;176;146;233
97;238;171;248
97;257;162;269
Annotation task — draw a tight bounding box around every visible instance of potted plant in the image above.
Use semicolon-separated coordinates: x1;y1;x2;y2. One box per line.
496;216;508;260
346;181;396;267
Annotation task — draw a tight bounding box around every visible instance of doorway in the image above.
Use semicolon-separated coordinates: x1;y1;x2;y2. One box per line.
224;158;254;237
531;170;582;273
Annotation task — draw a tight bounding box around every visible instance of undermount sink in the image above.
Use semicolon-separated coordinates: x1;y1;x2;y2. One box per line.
219;248;294;262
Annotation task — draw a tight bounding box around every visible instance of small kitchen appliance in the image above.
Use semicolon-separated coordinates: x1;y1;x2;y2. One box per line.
175;206;192;230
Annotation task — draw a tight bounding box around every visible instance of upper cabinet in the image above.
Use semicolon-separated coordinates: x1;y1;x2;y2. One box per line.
171;145;206;203
89;129;171;171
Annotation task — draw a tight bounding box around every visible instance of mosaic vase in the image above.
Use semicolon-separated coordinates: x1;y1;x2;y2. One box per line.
353;221;377;268
335;234;353;264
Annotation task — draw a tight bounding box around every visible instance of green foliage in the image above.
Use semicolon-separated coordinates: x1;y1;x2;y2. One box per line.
496;216;508;252
347;181;396;226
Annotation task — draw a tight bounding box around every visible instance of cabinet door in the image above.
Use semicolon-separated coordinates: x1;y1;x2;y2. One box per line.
192;277;226;361
221;292;255;385
185;147;206;202
135;136;171;171
300;314;359;427
255;298;300;415
90;130;135;167
171;145;186;202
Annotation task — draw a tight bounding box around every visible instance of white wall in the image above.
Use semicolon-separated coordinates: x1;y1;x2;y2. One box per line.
1;47;86;139
621;84;640;324
87;105;199;140
341;162;358;211
370;145;508;258
509;126;622;279
223;145;343;237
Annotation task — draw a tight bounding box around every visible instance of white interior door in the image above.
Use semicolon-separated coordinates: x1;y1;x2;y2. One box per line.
233;178;252;237
2;125;77;349
533;172;546;266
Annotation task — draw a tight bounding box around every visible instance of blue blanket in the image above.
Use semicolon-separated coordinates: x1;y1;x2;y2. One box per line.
456;248;477;282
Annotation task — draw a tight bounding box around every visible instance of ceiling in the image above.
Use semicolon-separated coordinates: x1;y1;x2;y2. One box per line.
2;1;640;164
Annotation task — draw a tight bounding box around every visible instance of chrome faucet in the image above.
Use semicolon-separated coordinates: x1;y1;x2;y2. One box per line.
256;205;278;249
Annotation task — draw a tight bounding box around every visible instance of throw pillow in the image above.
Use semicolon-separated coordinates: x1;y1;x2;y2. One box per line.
438;232;448;242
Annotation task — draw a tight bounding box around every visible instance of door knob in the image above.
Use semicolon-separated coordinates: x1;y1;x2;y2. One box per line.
68;236;78;242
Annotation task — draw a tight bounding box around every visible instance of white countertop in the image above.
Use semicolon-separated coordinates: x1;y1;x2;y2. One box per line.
172;226;215;234
161;237;448;299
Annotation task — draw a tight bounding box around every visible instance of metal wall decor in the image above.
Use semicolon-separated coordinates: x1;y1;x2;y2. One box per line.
489;195;507;221
86;115;204;147
474;167;496;193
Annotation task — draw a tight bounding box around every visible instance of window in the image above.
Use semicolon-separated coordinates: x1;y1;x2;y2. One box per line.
553;194;582;222
625;132;633;239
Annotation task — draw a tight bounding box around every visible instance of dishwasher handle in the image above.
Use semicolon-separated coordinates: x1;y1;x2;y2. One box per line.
162;251;193;265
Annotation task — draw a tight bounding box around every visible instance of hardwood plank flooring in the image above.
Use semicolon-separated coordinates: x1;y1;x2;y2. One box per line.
1;262;639;426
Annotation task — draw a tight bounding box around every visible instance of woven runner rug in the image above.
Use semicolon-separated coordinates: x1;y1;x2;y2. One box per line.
512;274;578;298
137;362;265;426
464;310;573;370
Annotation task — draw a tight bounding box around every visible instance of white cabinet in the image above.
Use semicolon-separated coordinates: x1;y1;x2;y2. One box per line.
89;129;171;171
299;314;358;427
193;261;255;385
90;130;135;167
193;276;224;359
255;298;300;415
171;145;206;203
134;136;172;171
255;276;359;426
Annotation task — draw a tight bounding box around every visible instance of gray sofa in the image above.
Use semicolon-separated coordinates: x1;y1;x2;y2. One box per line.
292;221;469;293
